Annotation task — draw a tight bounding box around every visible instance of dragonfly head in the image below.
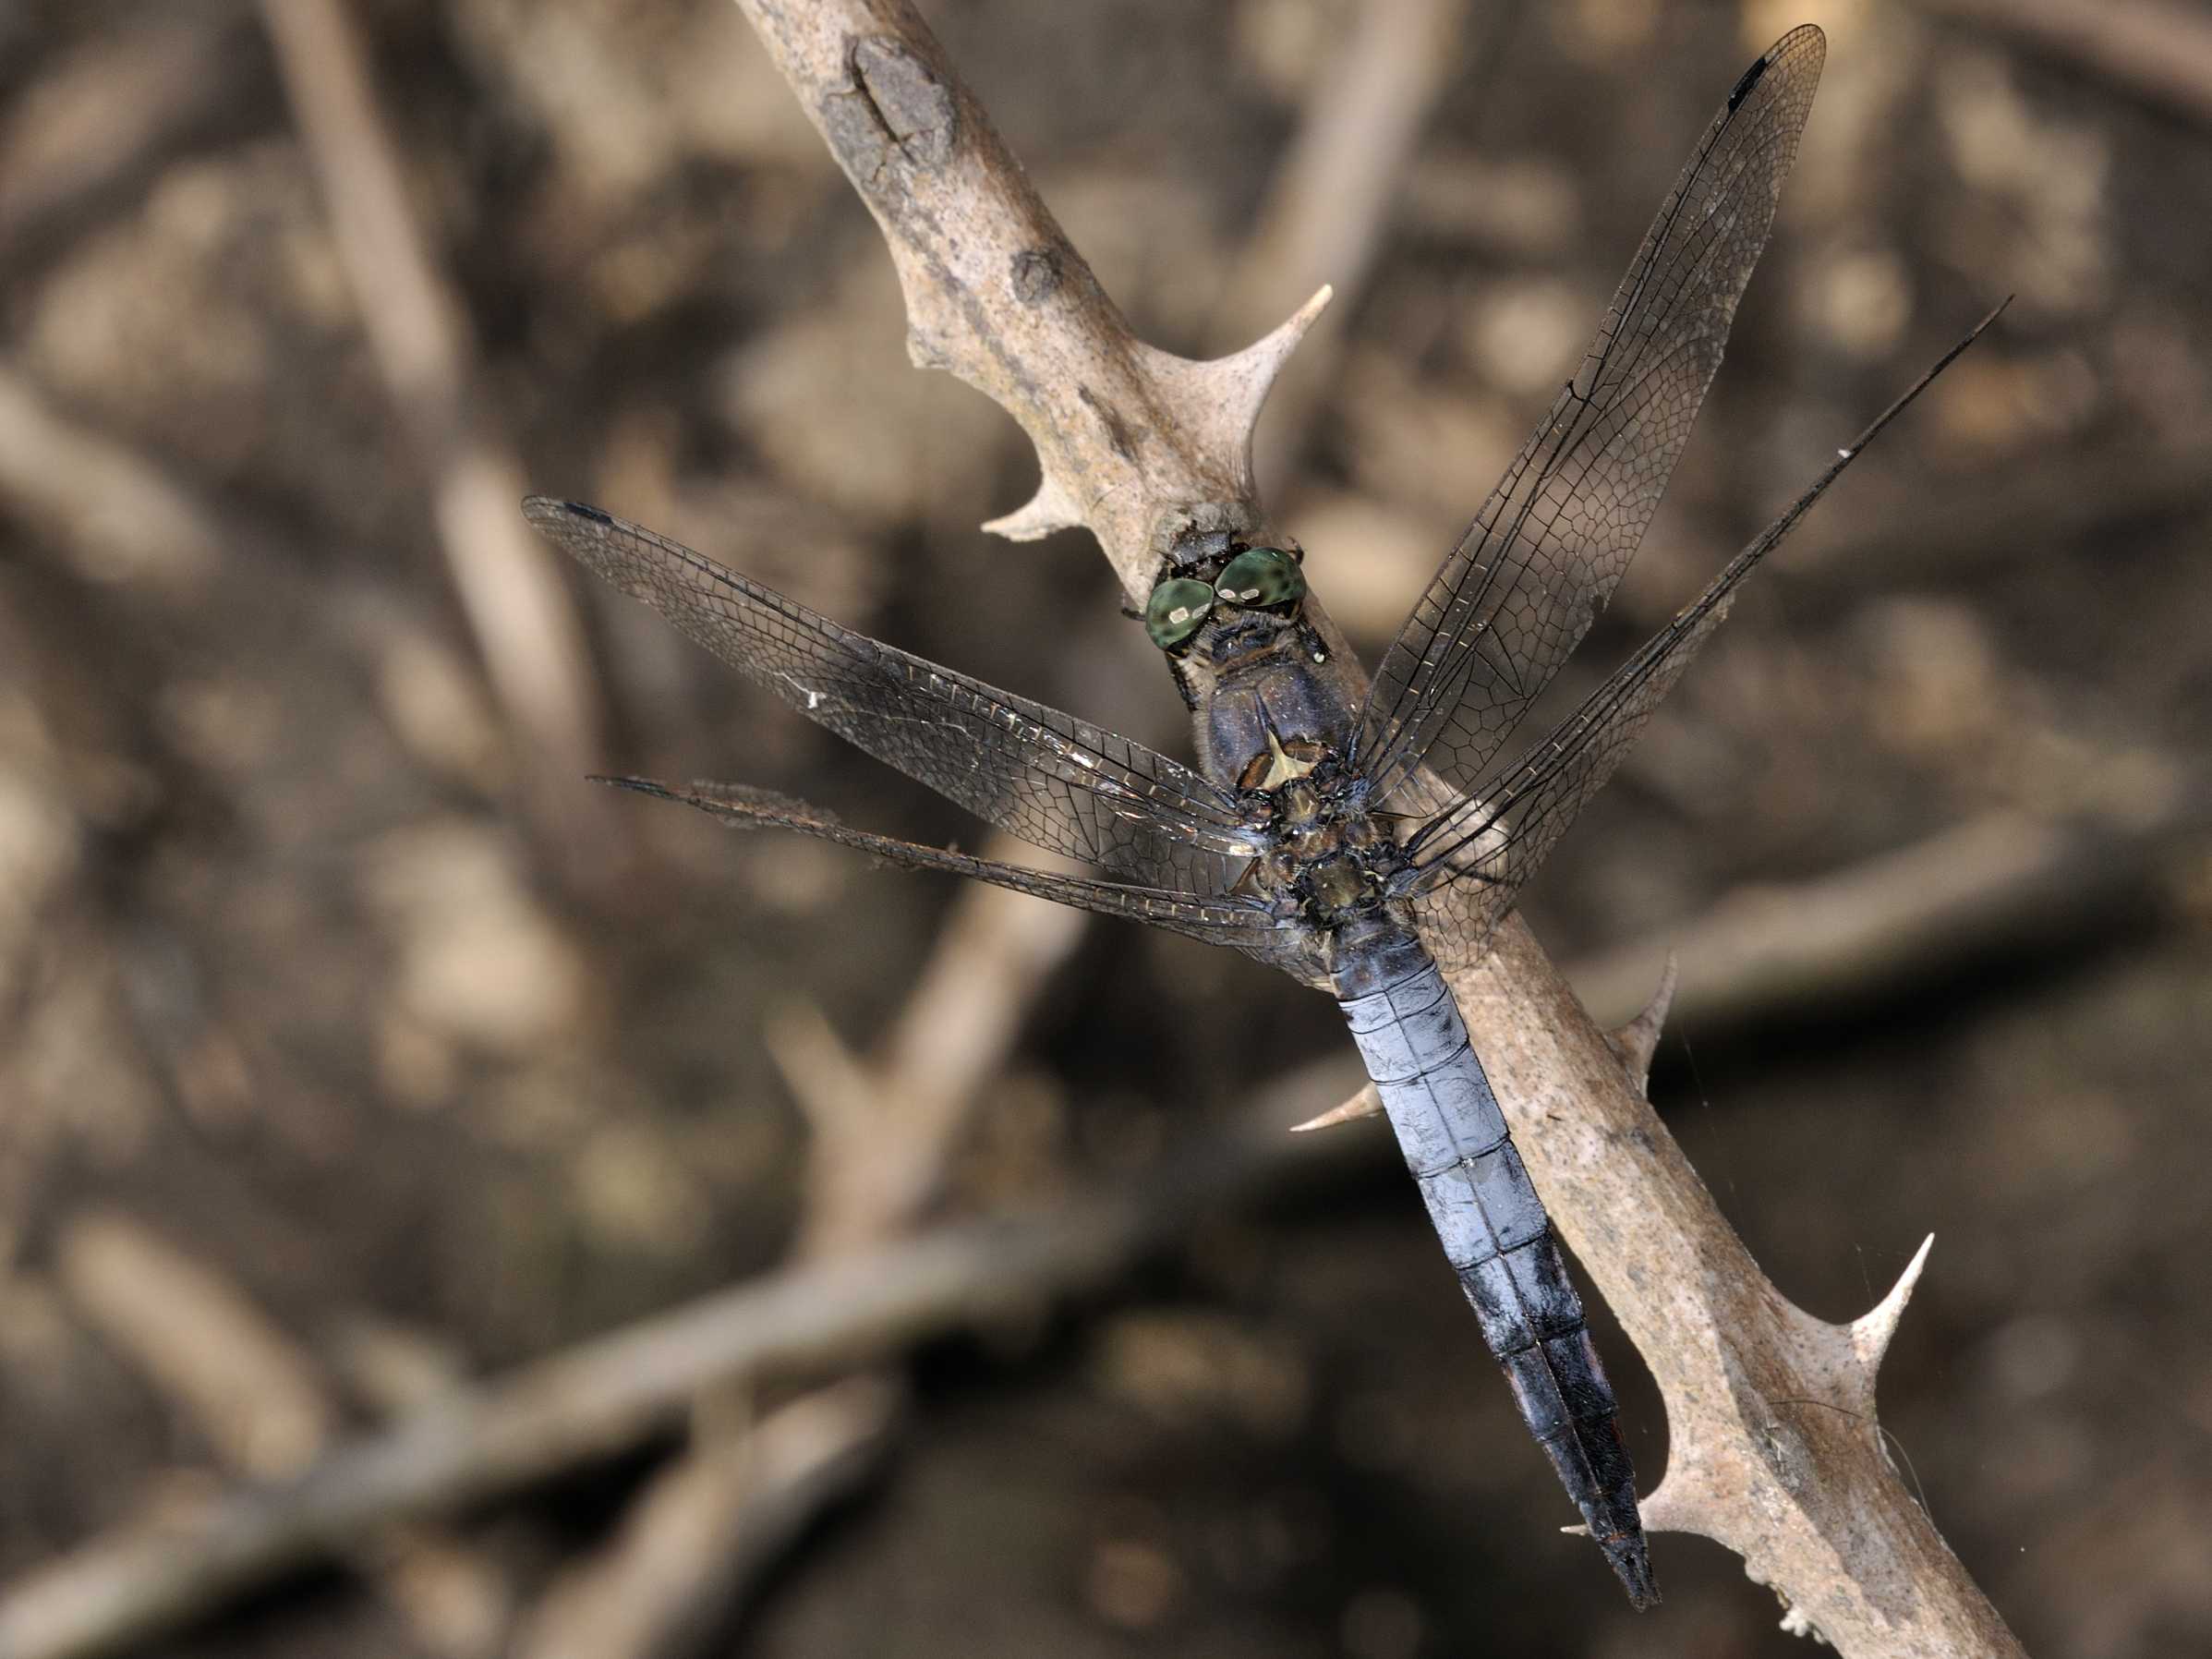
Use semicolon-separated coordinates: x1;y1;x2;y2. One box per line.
1143;542;1309;655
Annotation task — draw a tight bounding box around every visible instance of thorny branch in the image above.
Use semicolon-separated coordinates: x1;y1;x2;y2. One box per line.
734;0;2025;1651
775;0;1474;1274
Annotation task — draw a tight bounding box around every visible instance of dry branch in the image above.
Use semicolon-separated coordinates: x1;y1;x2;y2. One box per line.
769;877;1089;1259
259;0;620;867
56;1213;336;1483
1571;793;2204;1037
511;1380;897;1659
548;6;1496;1604
766;0;1478;1265
730;1;2023;1649
52;1214;511;1659
1305;777;2202;1135
0;366;225;590
0;1063;1357;1659
1217;0;1478;496
1916;0;2212;129
732;0;1333;600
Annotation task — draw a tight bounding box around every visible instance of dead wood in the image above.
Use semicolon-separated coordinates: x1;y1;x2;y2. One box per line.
509;1380;897;1659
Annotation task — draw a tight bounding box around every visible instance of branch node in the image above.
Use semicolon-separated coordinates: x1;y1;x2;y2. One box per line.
1632;1462;1727;1541
850;35;957;169
1009;247;1063;306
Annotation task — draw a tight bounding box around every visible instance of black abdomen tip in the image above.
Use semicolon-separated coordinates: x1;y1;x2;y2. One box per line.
1603;1534;1660;1609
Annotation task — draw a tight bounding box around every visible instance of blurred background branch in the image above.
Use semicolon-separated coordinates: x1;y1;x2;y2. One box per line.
1915;0;2212;129
260;0;624;873
0;1062;1360;1659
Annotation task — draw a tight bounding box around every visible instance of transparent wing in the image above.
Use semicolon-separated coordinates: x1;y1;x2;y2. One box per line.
1400;304;2004;971
527;498;1259;894
603;776;1311;970
1356;25;1826;812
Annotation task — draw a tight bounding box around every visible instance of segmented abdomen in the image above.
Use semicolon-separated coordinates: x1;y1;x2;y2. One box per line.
1336;944;1655;1606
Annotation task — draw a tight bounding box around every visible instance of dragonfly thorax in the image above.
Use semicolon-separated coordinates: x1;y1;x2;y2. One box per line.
1239;743;1403;930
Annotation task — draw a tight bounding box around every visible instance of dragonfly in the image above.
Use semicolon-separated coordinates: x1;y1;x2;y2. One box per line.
527;24;1997;1606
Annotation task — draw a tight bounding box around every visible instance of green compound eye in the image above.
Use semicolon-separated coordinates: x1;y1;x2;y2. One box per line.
1215;546;1305;610
1144;576;1215;650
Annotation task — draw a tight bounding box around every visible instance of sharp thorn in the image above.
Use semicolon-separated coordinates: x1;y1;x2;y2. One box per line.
982;473;1082;541
1288;1084;1382;1132
1609;951;1679;1094
1850;1231;1935;1373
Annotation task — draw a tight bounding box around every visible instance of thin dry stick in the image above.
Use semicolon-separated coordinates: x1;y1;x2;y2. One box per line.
508;869;1073;1648
1916;0;2212;128
0;1060;1358;1659
0;366;225;590
1570;793;2203;1036
1311;786;2206;1140
772;869;1089;1259
53;1214;511;1659
518;769;2201;1648
258;0;619;864
508;1379;897;1659
1217;0;1480;496
730;1;2022;1649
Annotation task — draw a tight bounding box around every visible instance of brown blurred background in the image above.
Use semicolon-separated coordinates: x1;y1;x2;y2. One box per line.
2;0;2208;1654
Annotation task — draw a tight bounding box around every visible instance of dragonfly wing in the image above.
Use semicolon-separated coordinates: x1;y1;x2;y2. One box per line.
608;776;1317;974
1355;25;1826;811
527;498;1258;894
1399;305;2004;972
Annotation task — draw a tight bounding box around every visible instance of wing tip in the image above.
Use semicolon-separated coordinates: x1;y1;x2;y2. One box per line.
587;773;676;803
1734;22;1827;110
521;494;614;528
